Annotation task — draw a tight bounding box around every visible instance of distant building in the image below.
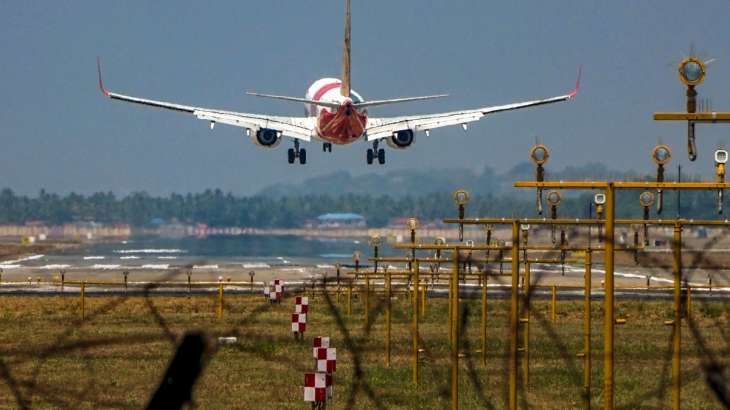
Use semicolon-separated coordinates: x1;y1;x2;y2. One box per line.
316;213;366;228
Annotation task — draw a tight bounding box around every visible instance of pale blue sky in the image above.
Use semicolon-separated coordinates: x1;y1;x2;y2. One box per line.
1;1;729;195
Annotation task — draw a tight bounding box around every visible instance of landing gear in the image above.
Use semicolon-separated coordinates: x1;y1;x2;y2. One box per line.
322;143;332;152
366;141;386;165
288;140;307;164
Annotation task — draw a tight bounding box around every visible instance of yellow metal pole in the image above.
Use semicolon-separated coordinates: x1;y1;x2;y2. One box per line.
217;282;224;320
551;285;557;322
509;221;520;410
451;249;460;410
584;250;592;408
364;269;370;328
481;274;487;367
80;281;86;320
523;262;531;388
347;284;352;316
412;260;419;385
604;183;615;410
671;223;682;410
448;264;453;342
420;284;427;318
386;269;392;367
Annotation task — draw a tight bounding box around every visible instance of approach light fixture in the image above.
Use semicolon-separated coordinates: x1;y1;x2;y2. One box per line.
594;193;606;242
530;144;550;215
453;189;470;241
715;149;728;214
652;144;672;214
678;57;706;87
639;191;655;246
546;190;561;243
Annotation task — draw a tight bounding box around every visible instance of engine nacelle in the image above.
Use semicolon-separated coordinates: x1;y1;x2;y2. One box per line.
387;129;414;149
251;128;282;148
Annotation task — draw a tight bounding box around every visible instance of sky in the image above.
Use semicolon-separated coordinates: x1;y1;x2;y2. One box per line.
1;1;729;196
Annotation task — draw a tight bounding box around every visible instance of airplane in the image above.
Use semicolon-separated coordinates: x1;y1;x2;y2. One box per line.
98;0;580;165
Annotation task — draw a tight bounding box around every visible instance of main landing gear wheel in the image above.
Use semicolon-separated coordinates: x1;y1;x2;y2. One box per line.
288;140;307;165
366;140;386;165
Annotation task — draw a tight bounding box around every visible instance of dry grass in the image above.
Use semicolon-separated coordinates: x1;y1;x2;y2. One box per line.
0;292;728;409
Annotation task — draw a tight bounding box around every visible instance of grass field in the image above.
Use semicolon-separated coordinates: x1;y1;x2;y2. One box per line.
0;291;728;409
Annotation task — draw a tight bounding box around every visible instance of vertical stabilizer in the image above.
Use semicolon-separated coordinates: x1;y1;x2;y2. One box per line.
340;0;351;97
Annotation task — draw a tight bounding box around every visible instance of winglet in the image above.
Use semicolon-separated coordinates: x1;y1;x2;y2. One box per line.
568;65;582;98
97;57;110;97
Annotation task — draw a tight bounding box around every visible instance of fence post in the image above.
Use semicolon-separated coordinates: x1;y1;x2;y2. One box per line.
420;284;427;318
364;268;370;329
603;183;616;410
451;248;460;410
217;282;224;320
412;260;419;385
509;222;520;410
671;223;682;410
551;285;557;322
347;283;352;316
386;269;392;367
80;281;86;321
481;273;487;367
522;262;531;388
583;250;592;408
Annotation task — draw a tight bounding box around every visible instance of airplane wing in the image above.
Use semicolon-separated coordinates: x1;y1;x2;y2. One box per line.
97;60;314;141
365;67;581;141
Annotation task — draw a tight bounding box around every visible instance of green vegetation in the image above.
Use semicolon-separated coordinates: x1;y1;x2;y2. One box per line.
0;185;720;228
0;294;727;408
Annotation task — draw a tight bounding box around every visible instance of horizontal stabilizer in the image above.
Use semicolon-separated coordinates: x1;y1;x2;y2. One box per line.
354;94;448;108
246;92;341;110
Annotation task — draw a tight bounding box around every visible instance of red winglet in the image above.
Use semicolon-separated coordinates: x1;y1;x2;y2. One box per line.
569;65;582;98
97;57;110;97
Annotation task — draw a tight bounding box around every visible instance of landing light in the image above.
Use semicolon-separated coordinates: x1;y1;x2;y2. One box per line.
715;149;728;164
652;144;672;166
529;144;550;166
639;191;655;208
546;190;562;207
594;193;606;205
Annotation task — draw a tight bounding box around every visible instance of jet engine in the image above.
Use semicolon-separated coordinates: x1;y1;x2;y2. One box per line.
387;129;414;149
251;128;282;148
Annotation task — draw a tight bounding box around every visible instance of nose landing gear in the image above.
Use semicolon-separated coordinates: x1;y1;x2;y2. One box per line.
288;140;307;164
322;143;332;152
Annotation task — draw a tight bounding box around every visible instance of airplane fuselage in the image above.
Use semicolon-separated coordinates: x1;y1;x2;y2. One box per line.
305;78;367;145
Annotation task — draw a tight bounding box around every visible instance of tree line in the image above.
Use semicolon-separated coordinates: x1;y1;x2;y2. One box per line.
0;188;721;228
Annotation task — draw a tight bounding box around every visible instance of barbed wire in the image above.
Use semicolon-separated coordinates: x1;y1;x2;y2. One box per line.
0;225;727;409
